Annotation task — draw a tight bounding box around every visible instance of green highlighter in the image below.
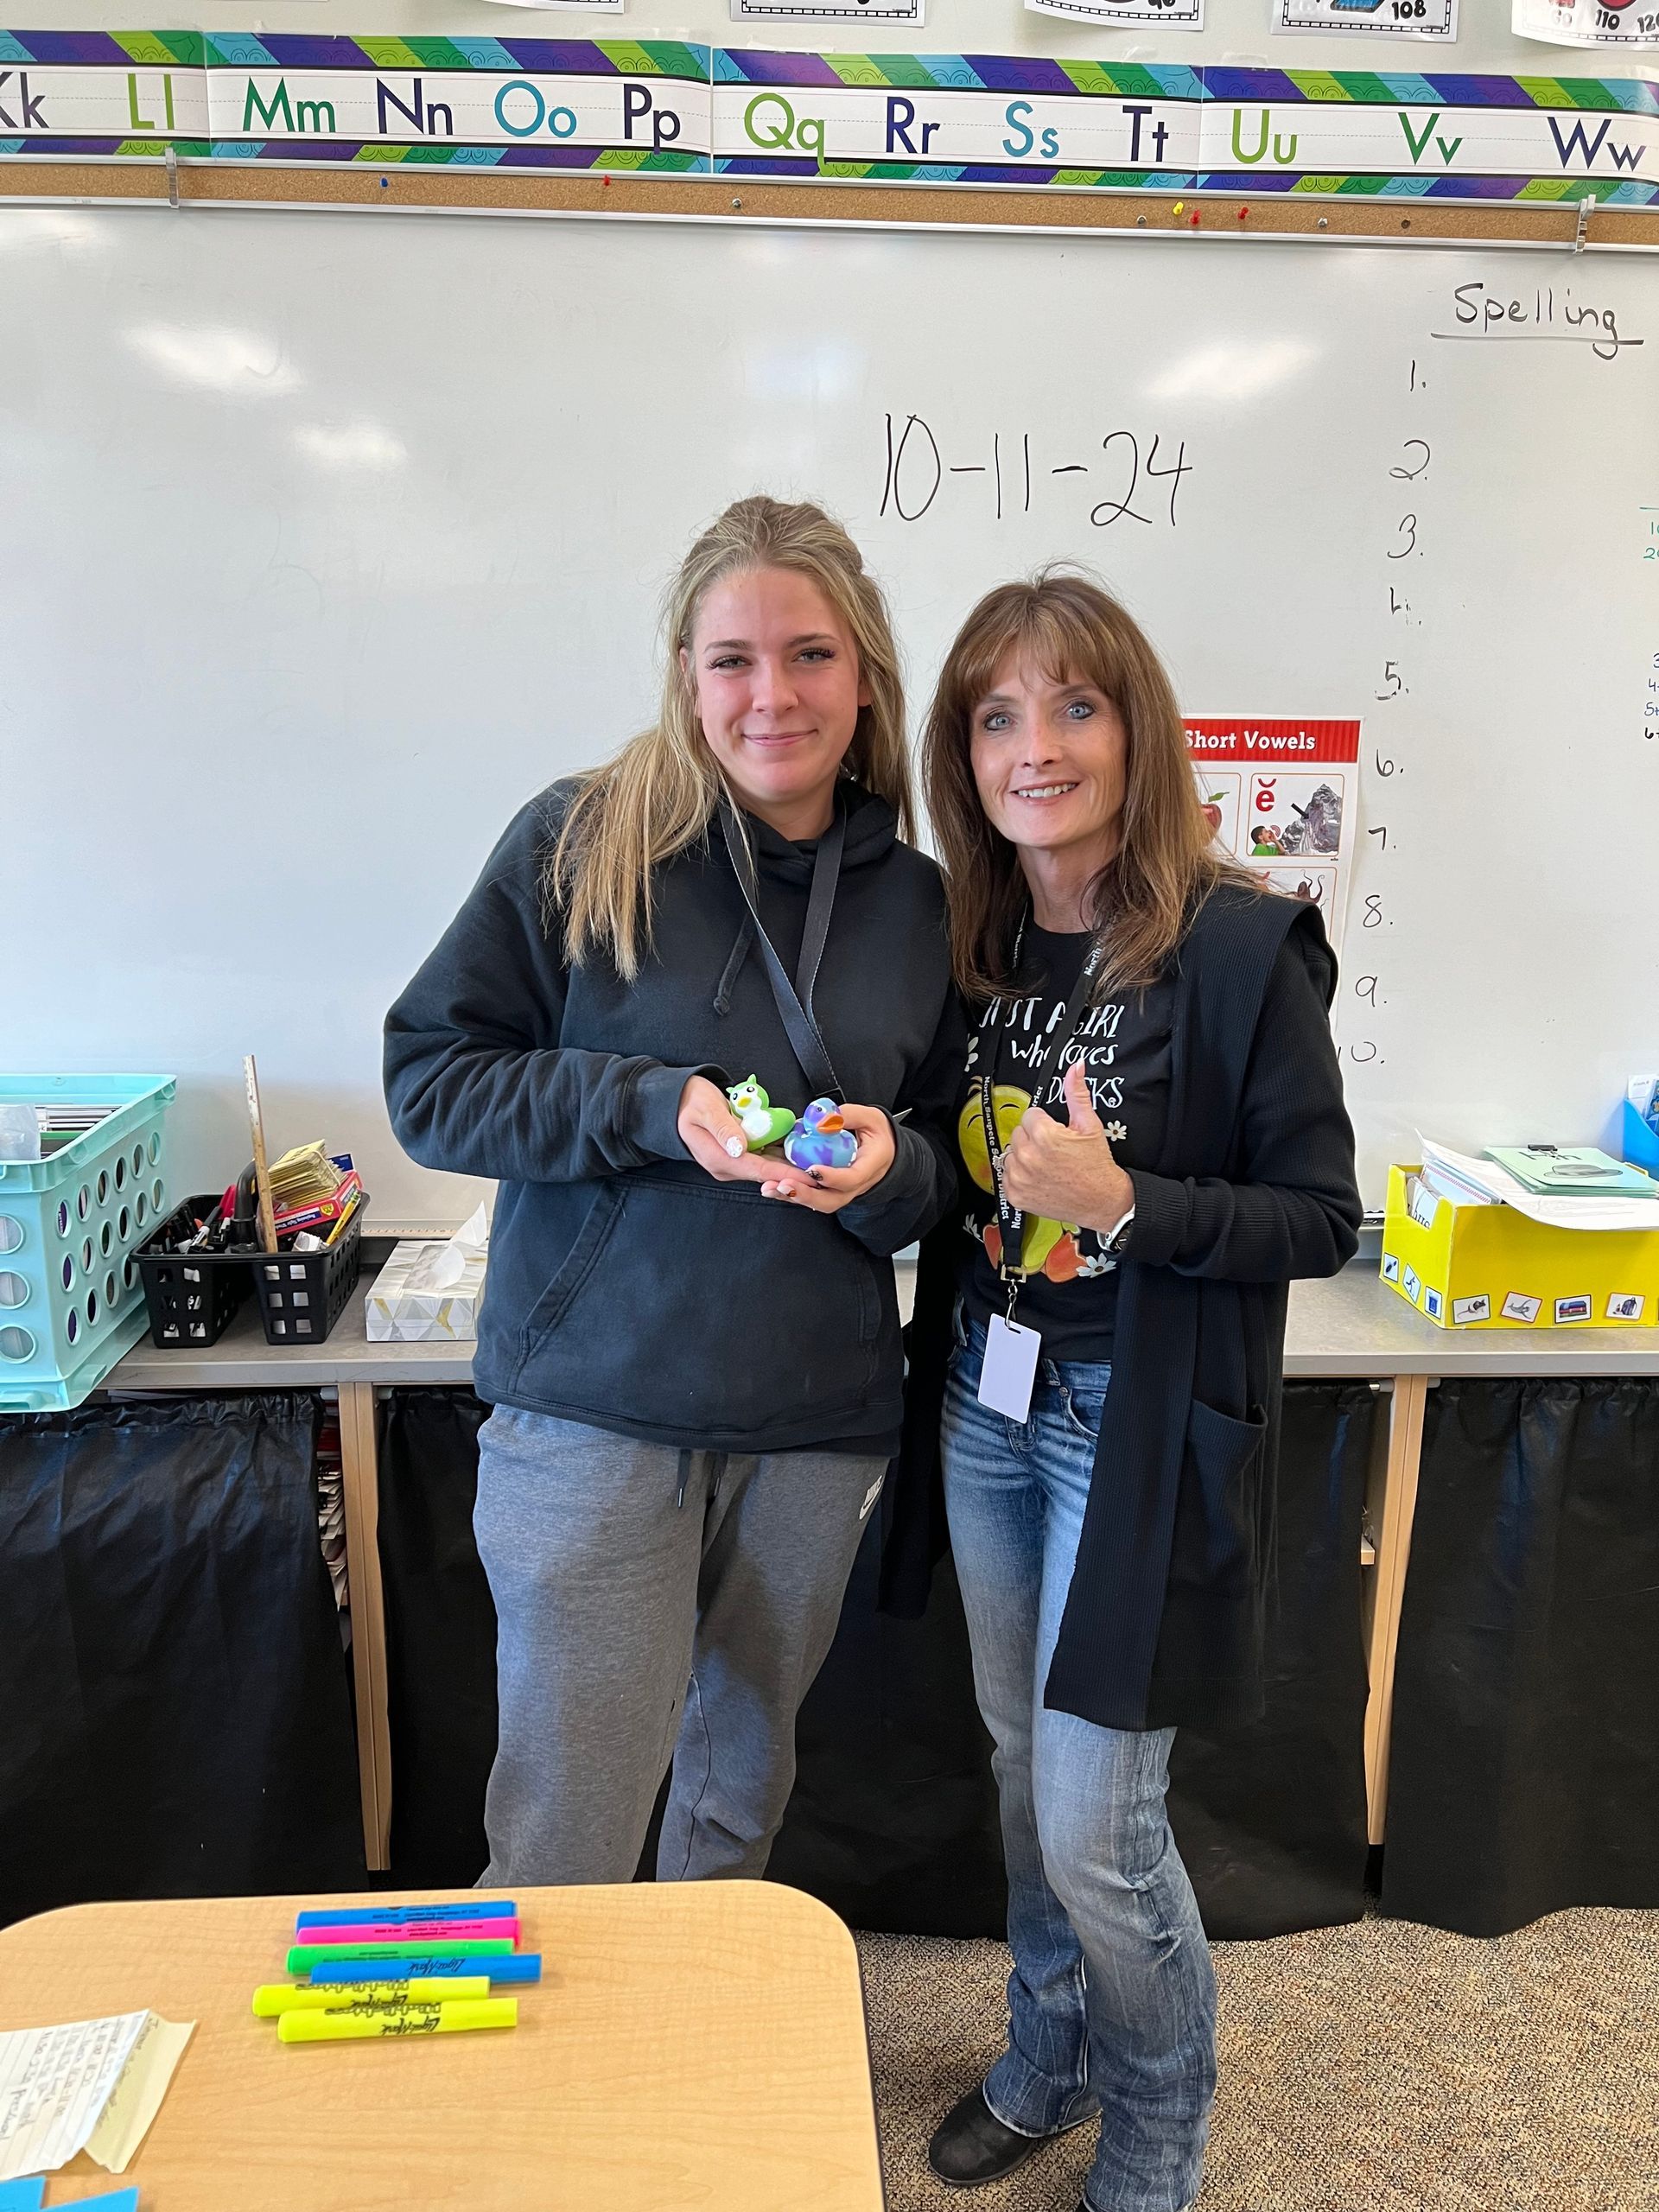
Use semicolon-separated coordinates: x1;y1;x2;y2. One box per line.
285;1936;515;1974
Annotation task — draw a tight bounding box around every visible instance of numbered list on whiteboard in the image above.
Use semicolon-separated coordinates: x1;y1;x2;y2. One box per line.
1185;718;1362;954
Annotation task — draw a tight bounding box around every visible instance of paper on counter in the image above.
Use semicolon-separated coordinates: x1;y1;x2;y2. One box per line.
399;1200;489;1294
0;2012;194;2181
1421;1139;1659;1232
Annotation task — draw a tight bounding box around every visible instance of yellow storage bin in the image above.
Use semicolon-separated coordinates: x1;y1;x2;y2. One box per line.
1380;1164;1659;1329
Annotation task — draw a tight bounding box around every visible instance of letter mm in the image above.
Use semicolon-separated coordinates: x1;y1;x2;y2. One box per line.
244;77;294;132
244;79;343;135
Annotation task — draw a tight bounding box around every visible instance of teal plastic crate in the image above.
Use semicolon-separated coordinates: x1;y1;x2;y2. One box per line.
0;1076;177;1412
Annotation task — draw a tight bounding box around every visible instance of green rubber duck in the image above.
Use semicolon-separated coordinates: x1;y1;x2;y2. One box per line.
728;1076;797;1153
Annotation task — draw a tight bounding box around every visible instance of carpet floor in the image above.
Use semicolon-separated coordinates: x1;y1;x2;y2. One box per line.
857;1910;1658;2212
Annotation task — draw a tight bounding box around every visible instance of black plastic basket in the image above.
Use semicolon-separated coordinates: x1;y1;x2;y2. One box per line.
249;1205;366;1346
134;1195;255;1349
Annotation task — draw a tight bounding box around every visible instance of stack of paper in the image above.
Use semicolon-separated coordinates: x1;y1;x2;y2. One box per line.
0;2012;193;2183
1417;1145;1499;1209
268;1143;346;1210
1421;1140;1659;1231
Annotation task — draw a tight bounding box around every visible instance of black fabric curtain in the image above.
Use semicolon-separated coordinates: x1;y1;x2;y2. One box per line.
1380;1377;1659;1937
377;1389;497;1886
378;1382;1373;1939
1168;1381;1377;1939
769;1526;1005;1936
0;1393;362;1926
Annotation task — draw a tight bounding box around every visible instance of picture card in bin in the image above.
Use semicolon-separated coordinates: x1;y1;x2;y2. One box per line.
366;1205;489;1343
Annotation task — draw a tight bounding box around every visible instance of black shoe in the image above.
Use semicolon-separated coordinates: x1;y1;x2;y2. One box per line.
927;2084;1082;2189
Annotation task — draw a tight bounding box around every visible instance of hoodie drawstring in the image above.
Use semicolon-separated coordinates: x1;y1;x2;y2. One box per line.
713;915;755;1016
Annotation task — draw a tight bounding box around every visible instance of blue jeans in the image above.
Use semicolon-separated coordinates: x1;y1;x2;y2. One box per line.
943;1318;1217;2212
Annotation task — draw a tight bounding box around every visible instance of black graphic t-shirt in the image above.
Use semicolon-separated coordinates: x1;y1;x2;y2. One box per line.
957;925;1174;1362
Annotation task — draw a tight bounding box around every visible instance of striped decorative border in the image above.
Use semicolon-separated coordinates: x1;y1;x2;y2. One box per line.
708;53;1658;109
1;38;1653;201
0;29;709;76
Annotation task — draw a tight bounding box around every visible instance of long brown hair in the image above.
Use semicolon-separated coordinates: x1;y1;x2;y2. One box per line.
549;495;912;978
922;569;1255;1001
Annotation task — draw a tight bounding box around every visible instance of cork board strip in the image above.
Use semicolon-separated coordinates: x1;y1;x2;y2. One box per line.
2;160;1656;249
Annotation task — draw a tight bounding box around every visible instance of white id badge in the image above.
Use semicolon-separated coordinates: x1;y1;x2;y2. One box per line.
977;1313;1042;1422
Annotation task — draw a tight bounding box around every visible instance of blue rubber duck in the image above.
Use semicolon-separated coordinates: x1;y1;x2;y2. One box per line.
785;1097;860;1172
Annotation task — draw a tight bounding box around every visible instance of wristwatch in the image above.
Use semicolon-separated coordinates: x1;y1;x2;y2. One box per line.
1101;1205;1136;1255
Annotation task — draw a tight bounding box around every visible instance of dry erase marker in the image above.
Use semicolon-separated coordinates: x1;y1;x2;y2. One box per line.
286;1936;513;1974
278;1998;516;2044
296;1902;516;1930
300;1917;518;1948
253;1978;489;2017
311;1953;542;1986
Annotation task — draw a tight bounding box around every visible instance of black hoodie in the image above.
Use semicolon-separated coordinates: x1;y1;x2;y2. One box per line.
384;780;964;1455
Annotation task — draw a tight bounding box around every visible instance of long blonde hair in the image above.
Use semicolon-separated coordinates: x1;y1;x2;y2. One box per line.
550;496;912;978
923;569;1256;1001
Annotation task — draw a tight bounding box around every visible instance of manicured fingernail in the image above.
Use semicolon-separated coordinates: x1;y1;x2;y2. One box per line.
726;1139;744;1158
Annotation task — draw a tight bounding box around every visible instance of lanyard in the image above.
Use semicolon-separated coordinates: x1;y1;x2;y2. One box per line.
719;795;846;1103
979;920;1101;1312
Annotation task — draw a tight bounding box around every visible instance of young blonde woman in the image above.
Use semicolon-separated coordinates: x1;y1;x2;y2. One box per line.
385;497;962;1887
907;573;1360;2212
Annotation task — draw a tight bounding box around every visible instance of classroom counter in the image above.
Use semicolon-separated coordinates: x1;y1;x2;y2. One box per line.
5;1250;1645;1947
103;1254;1659;1392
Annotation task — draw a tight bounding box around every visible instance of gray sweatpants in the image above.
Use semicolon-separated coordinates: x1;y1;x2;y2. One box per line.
474;1403;887;1886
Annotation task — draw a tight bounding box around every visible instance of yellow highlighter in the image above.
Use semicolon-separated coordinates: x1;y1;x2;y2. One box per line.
253;1978;489;2018
278;1999;517;2044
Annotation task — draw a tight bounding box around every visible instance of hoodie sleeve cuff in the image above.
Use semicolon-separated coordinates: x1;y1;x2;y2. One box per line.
628;1062;729;1162
1123;1166;1191;1268
836;1119;936;1256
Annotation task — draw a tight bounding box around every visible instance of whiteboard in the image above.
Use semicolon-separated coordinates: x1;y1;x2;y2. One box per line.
3;203;1656;1227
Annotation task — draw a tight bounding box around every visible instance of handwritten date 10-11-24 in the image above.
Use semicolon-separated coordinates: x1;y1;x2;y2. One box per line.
879;413;1192;528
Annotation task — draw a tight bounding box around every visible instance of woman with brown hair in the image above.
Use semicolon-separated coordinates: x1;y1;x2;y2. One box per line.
907;572;1360;2212
385;496;962;1889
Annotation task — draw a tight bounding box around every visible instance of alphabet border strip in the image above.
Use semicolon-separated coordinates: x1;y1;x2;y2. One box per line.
0;34;1654;200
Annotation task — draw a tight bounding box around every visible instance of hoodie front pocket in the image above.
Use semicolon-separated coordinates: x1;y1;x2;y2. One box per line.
514;1173;886;1438
517;1180;626;1353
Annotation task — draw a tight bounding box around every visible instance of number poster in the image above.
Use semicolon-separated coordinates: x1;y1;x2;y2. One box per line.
1274;0;1459;38
1185;719;1362;952
1513;0;1659;44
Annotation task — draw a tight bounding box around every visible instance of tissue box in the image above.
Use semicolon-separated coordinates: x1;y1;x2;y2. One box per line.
1381;1164;1659;1329
365;1239;487;1343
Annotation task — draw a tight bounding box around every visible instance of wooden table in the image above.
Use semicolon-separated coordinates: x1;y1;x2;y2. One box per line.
104;1254;1659;1866
0;1884;885;2212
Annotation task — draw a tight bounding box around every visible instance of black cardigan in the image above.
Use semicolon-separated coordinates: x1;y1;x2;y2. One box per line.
883;883;1363;1734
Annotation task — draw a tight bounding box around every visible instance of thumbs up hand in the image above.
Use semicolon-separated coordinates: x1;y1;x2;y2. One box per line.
999;1058;1135;1232
1060;1058;1103;1135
